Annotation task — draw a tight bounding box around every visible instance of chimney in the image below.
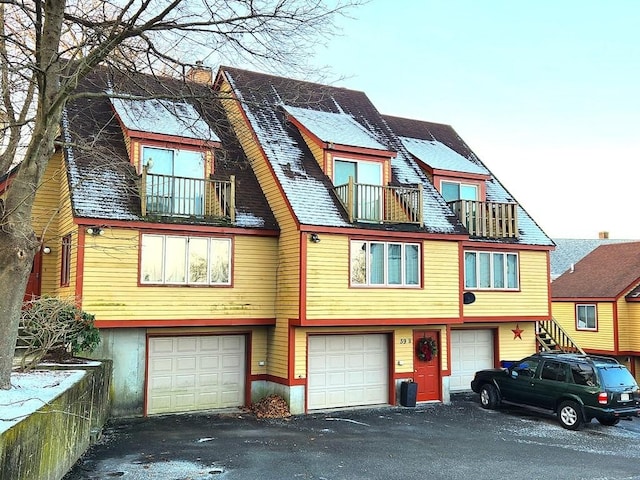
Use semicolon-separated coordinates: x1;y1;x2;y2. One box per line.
598;231;609;239
186;61;213;85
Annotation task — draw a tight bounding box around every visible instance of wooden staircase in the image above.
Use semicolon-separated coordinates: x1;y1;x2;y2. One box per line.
535;318;585;354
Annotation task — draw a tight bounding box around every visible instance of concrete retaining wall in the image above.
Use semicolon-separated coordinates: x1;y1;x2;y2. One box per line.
0;361;112;480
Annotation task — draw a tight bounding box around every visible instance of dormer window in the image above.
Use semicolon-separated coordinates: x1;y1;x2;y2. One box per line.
142;146;206;216
109;94;235;221
334;158;384;222
441;180;478;202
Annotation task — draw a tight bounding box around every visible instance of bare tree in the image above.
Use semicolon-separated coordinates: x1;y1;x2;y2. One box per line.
0;0;362;389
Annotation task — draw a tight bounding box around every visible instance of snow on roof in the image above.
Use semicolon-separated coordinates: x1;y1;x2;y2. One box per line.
223;69;461;233
400;137;489;175
110;96;220;142
285;105;387;151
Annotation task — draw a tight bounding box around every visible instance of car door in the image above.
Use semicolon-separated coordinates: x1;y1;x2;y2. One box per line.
496;357;541;404
531;360;570;409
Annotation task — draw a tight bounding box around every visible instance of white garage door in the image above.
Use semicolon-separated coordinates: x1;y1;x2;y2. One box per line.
307;334;388;410
450;329;494;392
147;335;245;415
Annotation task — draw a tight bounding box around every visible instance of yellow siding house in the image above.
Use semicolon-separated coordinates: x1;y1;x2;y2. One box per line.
19;64;555;417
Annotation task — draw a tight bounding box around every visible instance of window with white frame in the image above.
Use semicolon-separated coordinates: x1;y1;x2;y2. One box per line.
464;251;518;289
441;180;478;202
140;234;231;285
350;240;420;287
576;304;597;330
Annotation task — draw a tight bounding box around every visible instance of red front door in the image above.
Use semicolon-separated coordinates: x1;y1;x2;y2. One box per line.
413;330;441;402
23;250;42;302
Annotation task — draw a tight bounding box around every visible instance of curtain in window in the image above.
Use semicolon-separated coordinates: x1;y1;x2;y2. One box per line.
507;254;518;288
387;244;402;284
405;244;419;285
493;253;505;288
479;252;491;288
464;252;477;288
370;243;385;284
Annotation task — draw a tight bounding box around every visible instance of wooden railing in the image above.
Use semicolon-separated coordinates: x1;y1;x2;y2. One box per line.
447;200;518;238
535;319;585;354
140;168;235;222
333;178;423;226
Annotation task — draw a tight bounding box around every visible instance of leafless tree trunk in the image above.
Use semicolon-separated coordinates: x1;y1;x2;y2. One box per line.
0;0;361;389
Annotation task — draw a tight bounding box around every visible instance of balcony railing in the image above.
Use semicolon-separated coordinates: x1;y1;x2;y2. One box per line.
333;177;423;226
447;200;518;238
140;168;235;222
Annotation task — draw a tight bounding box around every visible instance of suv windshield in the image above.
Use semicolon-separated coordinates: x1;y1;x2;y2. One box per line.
598;366;636;388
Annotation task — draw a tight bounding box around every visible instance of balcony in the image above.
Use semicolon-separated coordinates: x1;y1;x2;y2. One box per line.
333;178;423;226
140;169;235;222
447;199;518;238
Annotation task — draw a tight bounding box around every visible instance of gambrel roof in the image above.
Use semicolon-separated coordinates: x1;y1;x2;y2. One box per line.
61;67;278;231
552;241;640;299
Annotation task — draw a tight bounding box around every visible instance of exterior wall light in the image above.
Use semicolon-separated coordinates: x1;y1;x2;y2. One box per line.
87;227;105;236
42;246;51;254
310;233;320;243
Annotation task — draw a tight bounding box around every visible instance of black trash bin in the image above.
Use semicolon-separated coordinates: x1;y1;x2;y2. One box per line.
400;381;417;407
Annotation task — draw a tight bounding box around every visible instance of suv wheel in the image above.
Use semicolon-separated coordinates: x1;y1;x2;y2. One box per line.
479;384;499;409
597;417;620;427
558;401;583;430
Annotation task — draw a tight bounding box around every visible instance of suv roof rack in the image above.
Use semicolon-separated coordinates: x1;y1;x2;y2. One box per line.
535;351;620;365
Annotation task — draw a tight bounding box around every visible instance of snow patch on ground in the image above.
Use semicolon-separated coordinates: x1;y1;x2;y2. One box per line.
86;455;226;479
0;369;86;433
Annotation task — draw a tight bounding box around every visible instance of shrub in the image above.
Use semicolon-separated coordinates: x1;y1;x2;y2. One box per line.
19;297;101;370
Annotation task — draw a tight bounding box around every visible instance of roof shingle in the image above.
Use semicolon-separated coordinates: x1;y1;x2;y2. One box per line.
551;242;640;298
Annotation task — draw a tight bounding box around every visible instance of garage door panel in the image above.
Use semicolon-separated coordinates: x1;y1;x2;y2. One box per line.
177;337;197;352
148;335;245;414
450;330;494;392
222;335;243;350
308;334;388;410
176;357;197;371
326;355;346;369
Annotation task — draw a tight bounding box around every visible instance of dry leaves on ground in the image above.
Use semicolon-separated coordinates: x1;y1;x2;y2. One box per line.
244;394;291;419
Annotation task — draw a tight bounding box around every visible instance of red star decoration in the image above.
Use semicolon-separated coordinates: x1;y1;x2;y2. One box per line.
512;324;524;340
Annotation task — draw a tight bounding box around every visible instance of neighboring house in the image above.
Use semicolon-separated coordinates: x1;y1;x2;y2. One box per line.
551;242;640;380
11;64;554;416
551;232;636;280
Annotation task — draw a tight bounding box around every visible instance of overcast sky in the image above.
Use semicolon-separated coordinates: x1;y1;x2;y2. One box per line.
306;0;640;239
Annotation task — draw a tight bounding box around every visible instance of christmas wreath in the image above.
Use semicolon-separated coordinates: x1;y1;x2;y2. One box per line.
416;336;438;361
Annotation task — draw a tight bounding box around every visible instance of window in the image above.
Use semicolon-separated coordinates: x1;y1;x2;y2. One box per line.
576;304;597;330
334;158;383;221
60;234;71;286
541;361;568;382
441;181;478;202
350;240;420;287
464;251;518;290
142;146;205;215
140;234;231;285
571;364;596;386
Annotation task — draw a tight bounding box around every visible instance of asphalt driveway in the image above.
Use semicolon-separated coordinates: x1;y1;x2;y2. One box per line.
63;393;640;480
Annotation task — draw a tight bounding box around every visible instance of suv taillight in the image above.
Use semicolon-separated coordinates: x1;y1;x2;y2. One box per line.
598;392;608;405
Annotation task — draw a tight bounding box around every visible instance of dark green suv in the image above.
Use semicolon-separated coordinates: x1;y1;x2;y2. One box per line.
470;352;640;430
